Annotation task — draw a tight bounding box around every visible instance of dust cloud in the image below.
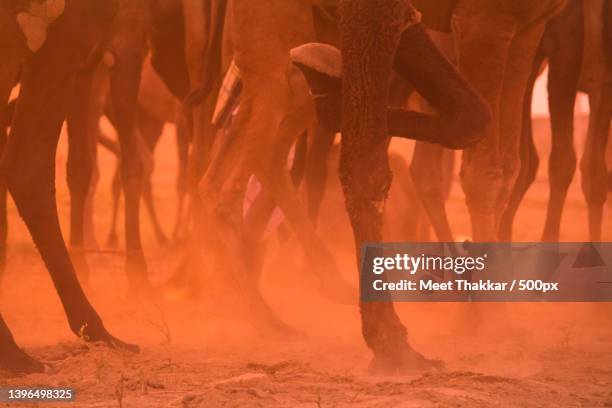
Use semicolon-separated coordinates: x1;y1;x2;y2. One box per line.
0;117;611;407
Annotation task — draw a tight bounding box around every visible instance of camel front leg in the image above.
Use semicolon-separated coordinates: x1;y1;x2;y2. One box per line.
0;62;19;287
338;0;439;373
0;28;136;353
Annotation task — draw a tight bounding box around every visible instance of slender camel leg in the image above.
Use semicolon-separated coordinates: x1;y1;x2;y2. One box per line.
108;38;152;293
496;12;560;236
542;55;582;241
107;164;122;248
304;125;335;227
338;0;441;373
0;63;18;286
254;104;355;304
173;111;190;240
498;55;543;241
138;108;169;245
581;85;612;241
66;65;98;283
242;130;309;280
83;63;110;251
410;141;455;242
200;124;303;338
243;130;309;246
0;24;137;354
541;1;583;241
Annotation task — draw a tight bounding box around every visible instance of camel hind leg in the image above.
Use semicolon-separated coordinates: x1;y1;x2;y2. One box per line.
304;125;335;227
581;84;612;241
138;107;169;245
253;105;355;304
200;133;303;339
498;53;543;242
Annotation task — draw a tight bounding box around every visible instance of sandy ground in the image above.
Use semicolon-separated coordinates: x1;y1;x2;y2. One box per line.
0;116;611;407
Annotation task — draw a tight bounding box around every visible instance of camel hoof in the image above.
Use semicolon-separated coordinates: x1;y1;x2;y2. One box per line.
106;335;140;354
369;349;444;375
0;348;45;374
80;324;140;354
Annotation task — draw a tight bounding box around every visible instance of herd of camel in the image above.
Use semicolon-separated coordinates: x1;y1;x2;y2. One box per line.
0;0;610;374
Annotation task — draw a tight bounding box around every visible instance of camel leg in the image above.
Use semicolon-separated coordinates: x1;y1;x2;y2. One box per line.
243;129;309;244
173;111;190;240
498;55;543;241
541;61;581;241
253;106;354;304
182;0;222;200
338;0;440;373
0;31;137;356
410;141;455;242
107;163;122;248
66;66;99;283
304;125;335;227
242;131;309;279
82;155;100;250
82;64;111;250
497;22;556;233
408;89;455;243
0;63;18;286
199;122;302;338
581;85;612;242
138;108;168;245
108;41;152;293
